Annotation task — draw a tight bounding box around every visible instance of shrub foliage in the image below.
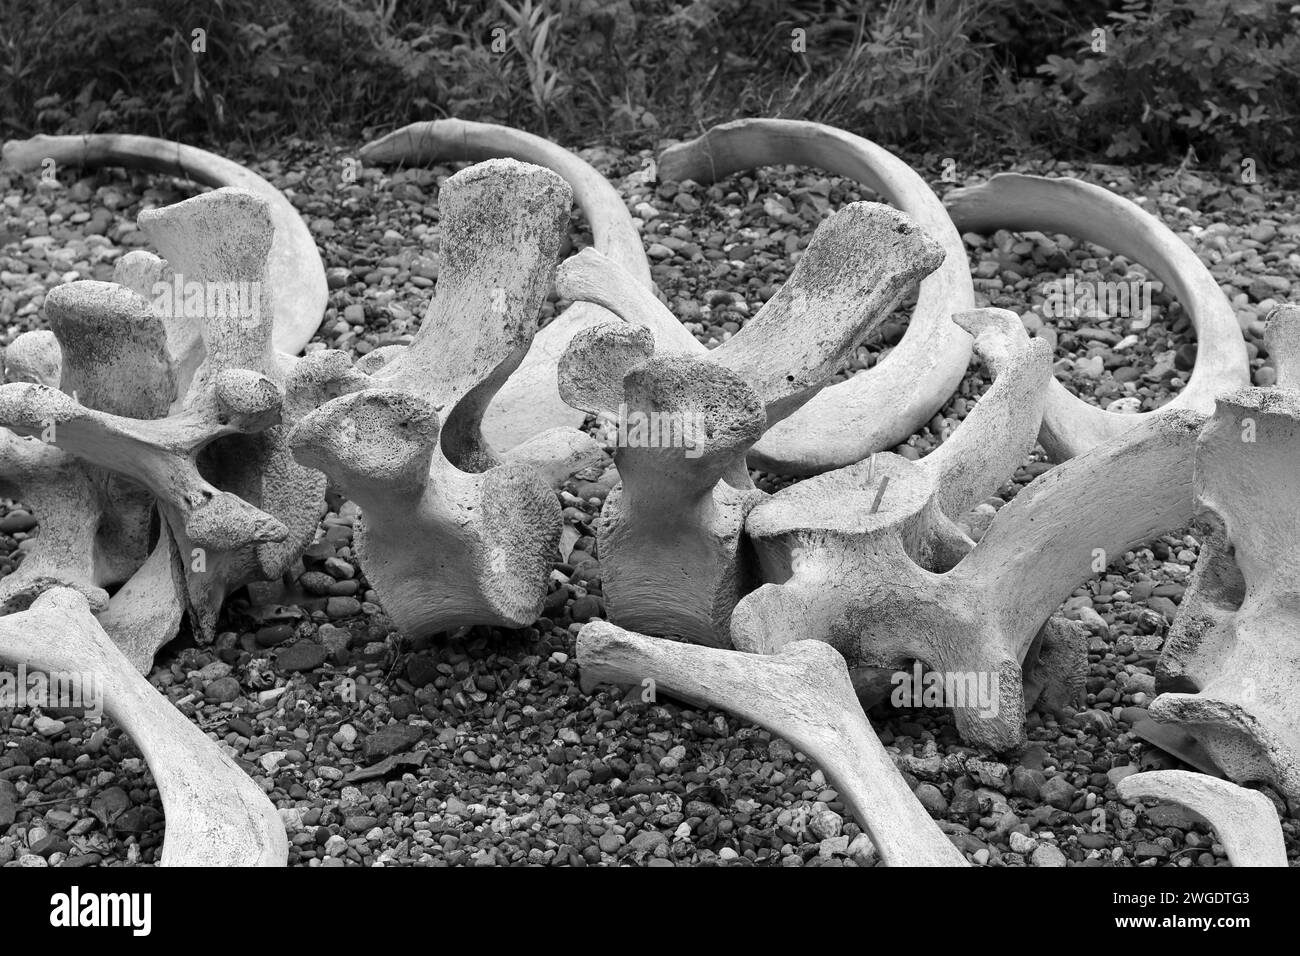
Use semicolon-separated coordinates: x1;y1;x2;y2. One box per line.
1;0;1296;163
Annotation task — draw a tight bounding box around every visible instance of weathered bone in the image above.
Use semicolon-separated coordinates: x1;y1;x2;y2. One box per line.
577;620;968;866
1;133;326;357
0;429;110;612
0;189;355;654
557;202;944;645
3;329;61;386
657;118;976;474
1151;305;1300;806
290;159;601;639
1021;616;1090;719
733;317;1204;749
1118;771;1287;867
945;173;1249;460
361;119;687;453
0;588;287;865
0;298;183;665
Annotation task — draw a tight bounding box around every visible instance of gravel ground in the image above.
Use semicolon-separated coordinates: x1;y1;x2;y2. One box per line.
0;138;1297;867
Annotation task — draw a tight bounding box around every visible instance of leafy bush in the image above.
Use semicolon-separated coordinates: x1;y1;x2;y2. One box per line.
1039;0;1300;162
1;0;1296;166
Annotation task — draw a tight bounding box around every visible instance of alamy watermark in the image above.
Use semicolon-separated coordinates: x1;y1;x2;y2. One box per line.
0;664;103;718
890;661;999;719
1040;274;1152;325
150;274;262;323
594;403;705;458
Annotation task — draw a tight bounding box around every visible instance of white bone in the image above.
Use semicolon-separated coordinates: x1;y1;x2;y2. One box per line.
657;118;976;474
360;119;687;453
735;314;1203;749
0;189;356;657
1;133;326;358
290;159;601;639
0;588;286;866
577;620;968;866
0;311;181;668
558;203;944;644
1151;305;1300;806
1118;770;1286;867
945;173;1249;460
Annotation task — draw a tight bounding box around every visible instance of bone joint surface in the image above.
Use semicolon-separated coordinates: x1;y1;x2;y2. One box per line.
289;158;601;640
0;188;355;668
557;201;944;645
657;118;977;475
360;119;677;454
731;306;1204;748
1151;304;1300;808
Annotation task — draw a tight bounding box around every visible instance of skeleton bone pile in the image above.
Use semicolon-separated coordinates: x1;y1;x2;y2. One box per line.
0;119;1289;867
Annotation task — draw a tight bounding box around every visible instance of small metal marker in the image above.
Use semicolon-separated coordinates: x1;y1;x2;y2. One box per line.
869;475;890;514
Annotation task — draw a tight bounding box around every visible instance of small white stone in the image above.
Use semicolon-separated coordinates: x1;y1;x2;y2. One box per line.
1009;831;1038;855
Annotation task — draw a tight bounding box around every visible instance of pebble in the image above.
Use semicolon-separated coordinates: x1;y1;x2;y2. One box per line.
915;783;949;817
276;643;329;672
362;723;424;760
1009;831;1037;854
203;676;243;703
299;571;336;595
32;716;65;738
1031;844;1068;867
0;511;38;533
255;624;296;648
570;595;603;622
327;597;363;619
1040;776;1076;810
808;806;843;840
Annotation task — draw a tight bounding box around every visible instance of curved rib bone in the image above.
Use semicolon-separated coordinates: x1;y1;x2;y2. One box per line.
1151;307;1300;805
945;173;1249;460
558;203;944;645
658;118;976;474
290;159;601;639
360;119;684;452
577;620;967;866
733;310;1203;748
1;133;326;357
0;588;287;866
1117;771;1286;867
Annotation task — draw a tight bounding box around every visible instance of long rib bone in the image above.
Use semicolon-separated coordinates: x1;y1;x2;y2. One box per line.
1151;305;1300;806
1;133;326;358
945;173;1249;461
1118;771;1287;867
0;189;356;651
360;119;678;453
557;202;944;645
578;620;968;866
734;344;1204;751
0;588;287;866
657;118;976;474
289;159;601;639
